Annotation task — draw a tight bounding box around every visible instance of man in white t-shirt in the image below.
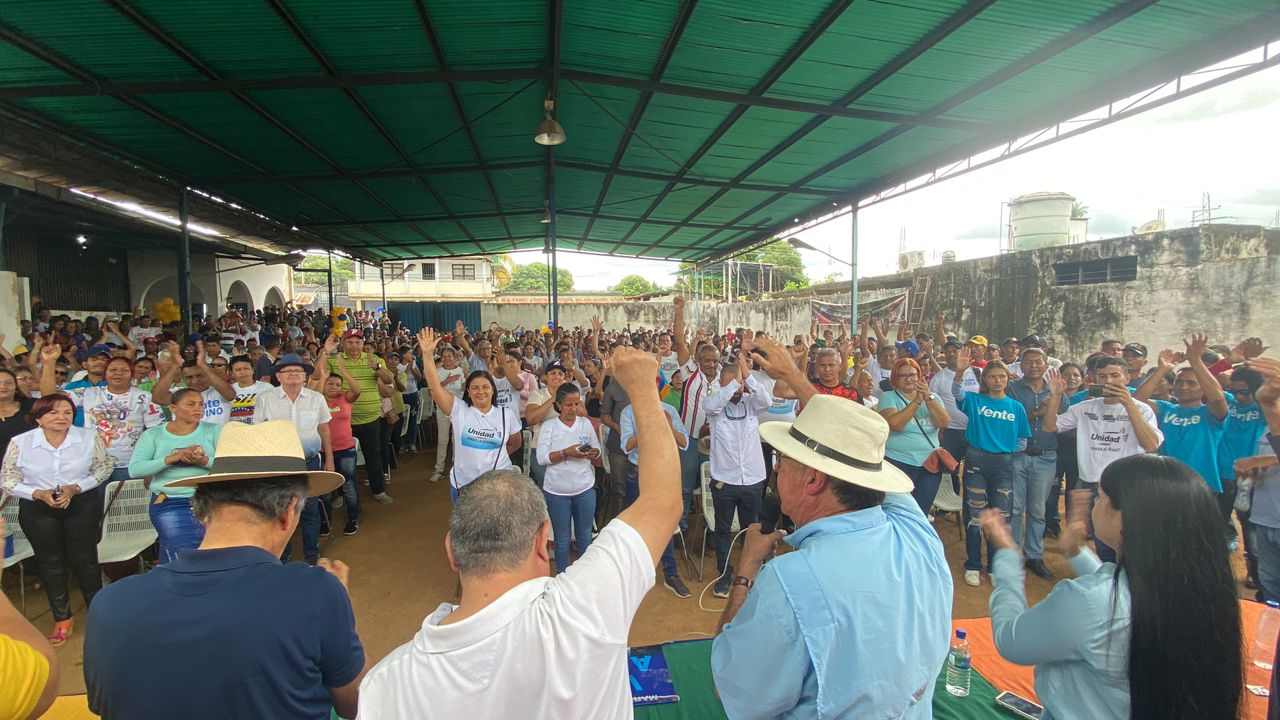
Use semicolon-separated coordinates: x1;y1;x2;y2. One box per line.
358;347;682;720
1044;356;1162;562
151;343;235;426
126;315;162;345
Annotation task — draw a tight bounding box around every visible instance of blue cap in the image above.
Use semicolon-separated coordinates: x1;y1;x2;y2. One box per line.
86;343;113;358
895;339;920;357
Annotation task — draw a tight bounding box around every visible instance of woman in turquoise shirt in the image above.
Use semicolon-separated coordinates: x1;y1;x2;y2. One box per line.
128;388;222;563
980;454;1241;720
952;348;1030;586
879;357;951;514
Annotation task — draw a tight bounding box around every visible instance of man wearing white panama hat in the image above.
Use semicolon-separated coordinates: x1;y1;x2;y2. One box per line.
84;420;368;720
711;336;952;720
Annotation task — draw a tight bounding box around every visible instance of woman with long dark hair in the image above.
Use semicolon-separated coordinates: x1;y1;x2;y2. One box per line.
419;328;522;502
1;394;113;645
981;454;1242;720
0;367;34;463
953;348;1031;587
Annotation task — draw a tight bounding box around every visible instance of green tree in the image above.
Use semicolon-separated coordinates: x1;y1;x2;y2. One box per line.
1071;201;1089;218
610;274;663;296
292;255;354;286
490;253;517;290
750;239;808;289
507;262;574;292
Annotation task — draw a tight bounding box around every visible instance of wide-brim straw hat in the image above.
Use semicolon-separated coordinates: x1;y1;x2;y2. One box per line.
759;395;912;493
169;420;343;497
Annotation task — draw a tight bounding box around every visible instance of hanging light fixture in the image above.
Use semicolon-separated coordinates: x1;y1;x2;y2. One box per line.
534;98;566;146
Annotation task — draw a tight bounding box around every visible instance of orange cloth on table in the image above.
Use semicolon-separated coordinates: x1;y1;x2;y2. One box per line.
956;599;1270;720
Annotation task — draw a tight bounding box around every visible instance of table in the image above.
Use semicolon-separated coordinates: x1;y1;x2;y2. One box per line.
633;637;1009;720
637;600;1273;720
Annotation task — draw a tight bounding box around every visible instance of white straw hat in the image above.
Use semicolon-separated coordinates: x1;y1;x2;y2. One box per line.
759;395;912;493
169;420;343;497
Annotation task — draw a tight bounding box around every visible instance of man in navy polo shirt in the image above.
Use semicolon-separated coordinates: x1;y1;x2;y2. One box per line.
84;421;367;720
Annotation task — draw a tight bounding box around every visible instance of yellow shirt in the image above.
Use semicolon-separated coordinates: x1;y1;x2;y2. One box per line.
0;633;50;720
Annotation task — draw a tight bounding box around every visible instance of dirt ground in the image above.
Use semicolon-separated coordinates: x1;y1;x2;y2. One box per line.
2;445;1250;697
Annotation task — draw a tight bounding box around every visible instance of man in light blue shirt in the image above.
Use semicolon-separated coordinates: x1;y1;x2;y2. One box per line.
712;337;952;719
619;400;691;598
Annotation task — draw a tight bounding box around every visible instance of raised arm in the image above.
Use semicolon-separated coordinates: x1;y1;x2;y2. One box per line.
1133;349;1177;412
672;295;690;367
454;321;474;358
950;347;974;407
37;342;62;396
1249;357;1280;436
196;342;235;400
417;328;454;417
750;337;815;407
1185;333;1228;420
857;316;870;358
149;343;183;406
612;348;682;565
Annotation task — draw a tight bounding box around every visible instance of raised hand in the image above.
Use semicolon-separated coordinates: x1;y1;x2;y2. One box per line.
1059;488;1093;558
40;342;61;364
954;346;972;373
672;296;685;312
1157;348;1179;369
751;337;796;380
1045;366;1066;395
1183;332;1210;364
1232;337;1268;363
455;320;466;336
1247;357;1280;405
322;334;339;355
417;328;440;358
610;346;659;396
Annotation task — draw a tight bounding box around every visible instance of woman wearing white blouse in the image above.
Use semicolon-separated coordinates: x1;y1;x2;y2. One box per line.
0;394;112;646
537;384;602;572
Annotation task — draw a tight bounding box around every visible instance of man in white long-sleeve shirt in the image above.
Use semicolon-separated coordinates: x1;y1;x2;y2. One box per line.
706;362;772;598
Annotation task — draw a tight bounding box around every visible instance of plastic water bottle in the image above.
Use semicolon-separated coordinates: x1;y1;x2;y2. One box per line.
1253;601;1280;670
946;629;972;696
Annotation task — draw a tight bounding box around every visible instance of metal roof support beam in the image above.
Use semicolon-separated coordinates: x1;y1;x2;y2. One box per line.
578;0;698;249
299;208;767;232
638;0;996;256
178;188;192;326
261;0;465;249
683;0;1164;258
0;17;398;257
607;0;857;254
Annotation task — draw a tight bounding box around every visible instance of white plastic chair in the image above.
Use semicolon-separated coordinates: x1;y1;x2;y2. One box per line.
97;479;157;572
417;388;435;444
932;478;964;540
698;461;739;581
521;429;533;478
355;437;365;467
1;495;34;612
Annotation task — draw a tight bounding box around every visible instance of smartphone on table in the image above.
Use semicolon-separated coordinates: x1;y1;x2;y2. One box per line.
995;691;1043;720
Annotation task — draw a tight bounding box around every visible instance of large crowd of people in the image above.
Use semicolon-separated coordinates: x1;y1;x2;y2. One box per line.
0;295;1275;720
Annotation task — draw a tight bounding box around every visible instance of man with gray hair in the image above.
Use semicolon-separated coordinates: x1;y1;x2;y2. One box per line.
358;347;682;720
83;420;367;720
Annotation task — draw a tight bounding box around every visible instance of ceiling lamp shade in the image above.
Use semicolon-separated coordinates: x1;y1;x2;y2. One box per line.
534;99;566;146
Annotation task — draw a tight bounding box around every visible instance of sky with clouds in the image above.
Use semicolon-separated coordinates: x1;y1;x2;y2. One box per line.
513;51;1280;291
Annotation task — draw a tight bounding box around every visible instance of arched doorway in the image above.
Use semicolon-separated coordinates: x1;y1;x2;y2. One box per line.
139;279;207;321
225;280;253;315
264;286;286;312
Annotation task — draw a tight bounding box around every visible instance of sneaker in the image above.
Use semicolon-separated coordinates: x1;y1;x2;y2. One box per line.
319;517;332;537
429;472;441;484
343;520;359;536
1043;524;1060;539
713;574;733;598
664;575;691;599
304;555;318;566
964;570;980;587
373;492;394;505
1026;559;1055;581
332;496;345;509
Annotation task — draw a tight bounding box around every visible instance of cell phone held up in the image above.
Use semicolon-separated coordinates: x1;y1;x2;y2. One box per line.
1086;384;1106;398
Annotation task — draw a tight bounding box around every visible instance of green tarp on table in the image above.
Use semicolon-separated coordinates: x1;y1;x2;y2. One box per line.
636;639;1005;720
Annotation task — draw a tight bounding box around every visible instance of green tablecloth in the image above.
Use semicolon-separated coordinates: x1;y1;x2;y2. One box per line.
635;639;1006;720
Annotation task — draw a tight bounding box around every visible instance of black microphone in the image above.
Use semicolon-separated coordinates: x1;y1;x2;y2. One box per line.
759;492;782;534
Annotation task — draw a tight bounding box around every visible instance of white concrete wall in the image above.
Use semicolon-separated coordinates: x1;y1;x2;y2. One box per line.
127;250;290;317
0;271;31;350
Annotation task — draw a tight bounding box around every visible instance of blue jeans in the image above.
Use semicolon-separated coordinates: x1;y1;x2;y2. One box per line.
1254;524;1280;603
150;495;205;564
402;392;420;448
963;448;1015;571
1011;451;1057;560
284;455;324;562
529;455;546;489
625;464;678;577
333;447;359;523
711;480;765;574
544;489;596;573
940;428;968;494
109;466;132;483
888;457;942;515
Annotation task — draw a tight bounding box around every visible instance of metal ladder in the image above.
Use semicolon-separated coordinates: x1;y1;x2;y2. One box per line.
905;274;931;337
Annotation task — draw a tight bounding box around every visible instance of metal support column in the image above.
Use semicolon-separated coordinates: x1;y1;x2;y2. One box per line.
548;146;559;327
849;208;859;339
0;197;7;272
379;264;387;317
178;188;192;328
327;252;335;309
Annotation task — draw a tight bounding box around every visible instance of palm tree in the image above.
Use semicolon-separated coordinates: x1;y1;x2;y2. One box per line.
490;253;516;290
1071;201;1089;219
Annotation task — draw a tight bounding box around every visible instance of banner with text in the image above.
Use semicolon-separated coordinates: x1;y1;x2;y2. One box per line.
811;292;908;326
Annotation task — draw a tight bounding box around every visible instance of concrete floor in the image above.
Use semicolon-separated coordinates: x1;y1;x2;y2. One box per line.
2;444;1247;697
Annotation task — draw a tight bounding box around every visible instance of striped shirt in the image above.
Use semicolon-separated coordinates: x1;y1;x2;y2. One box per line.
679;362;720;443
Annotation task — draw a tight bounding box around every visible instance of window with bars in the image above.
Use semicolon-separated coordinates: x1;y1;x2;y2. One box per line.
1053;256;1138;286
420;262;436;280
451;264;476;281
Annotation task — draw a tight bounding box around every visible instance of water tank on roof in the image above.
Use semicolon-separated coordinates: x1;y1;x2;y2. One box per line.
1009;192;1075;251
941;251;957;264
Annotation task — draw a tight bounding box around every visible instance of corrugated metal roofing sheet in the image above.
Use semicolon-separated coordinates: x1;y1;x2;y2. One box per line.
0;0;1276;262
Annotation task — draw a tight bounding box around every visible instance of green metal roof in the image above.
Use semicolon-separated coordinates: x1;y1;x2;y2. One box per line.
1;0;1278;263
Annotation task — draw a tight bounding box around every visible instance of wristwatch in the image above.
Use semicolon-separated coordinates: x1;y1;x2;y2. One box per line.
731;576;754;591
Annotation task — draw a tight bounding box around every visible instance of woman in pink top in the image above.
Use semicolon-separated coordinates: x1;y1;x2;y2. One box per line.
316;354;362;536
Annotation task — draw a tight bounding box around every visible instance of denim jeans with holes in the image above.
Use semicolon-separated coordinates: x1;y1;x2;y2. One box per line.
962;448;1015;571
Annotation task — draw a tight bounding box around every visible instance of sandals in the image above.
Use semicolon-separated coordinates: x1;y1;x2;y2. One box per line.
48;620;73;647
